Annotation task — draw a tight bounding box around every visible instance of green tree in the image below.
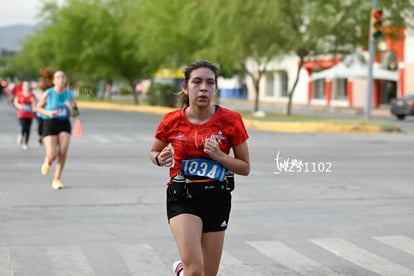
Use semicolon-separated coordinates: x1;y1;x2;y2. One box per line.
137;0;284;113
139;0;414;114
137;0;209;69
11;0;153;104
194;0;284;113
11;0;414;112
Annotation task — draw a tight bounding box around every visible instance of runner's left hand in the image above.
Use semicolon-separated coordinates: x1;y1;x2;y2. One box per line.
204;136;223;160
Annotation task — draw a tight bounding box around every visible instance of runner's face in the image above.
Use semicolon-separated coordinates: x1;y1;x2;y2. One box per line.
22;81;30;92
54;71;67;88
185;67;216;107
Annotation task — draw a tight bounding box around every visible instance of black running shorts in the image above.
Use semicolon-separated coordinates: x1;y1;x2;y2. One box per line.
166;185;232;233
43;119;71;137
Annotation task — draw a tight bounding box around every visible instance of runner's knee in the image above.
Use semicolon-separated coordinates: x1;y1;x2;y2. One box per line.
47;153;57;162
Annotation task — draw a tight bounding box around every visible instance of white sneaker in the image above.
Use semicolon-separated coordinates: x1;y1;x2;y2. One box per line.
172;260;183;276
22;144;28;150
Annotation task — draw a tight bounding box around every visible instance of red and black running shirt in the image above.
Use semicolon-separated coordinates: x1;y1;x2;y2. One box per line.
155;105;249;178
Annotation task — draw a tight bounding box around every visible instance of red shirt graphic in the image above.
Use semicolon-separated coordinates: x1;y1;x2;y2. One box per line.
155;105;249;178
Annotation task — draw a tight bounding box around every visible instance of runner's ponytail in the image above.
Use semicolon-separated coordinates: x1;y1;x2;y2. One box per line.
177;90;189;107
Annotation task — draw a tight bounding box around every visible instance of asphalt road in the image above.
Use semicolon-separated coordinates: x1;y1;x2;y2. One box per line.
1;100;414;276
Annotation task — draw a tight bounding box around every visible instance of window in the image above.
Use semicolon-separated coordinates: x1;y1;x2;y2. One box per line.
265;72;274;97
381;50;398;70
313;79;325;99
332;78;347;100
263;70;289;98
278;71;288;97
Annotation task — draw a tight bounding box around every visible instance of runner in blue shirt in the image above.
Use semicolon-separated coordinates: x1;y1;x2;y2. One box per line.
36;71;79;189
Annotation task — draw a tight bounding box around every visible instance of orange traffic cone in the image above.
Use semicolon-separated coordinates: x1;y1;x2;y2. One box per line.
73;119;82;136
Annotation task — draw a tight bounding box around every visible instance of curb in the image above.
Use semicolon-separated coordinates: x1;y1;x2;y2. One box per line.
76;101;174;115
76;101;387;133
242;120;382;133
219;98;391;117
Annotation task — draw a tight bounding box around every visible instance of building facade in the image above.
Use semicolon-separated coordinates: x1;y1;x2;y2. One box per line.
241;26;413;110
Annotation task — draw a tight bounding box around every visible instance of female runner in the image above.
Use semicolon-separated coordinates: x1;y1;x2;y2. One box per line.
36;71;79;189
150;60;250;276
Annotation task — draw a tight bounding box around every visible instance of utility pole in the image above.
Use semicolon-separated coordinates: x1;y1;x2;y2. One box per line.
365;0;382;120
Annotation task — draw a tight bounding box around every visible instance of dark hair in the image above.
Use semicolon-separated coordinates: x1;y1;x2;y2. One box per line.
38;67;54;91
177;60;220;107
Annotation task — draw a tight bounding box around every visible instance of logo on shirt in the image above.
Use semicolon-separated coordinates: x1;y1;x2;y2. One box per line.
173;134;187;141
212;130;226;143
194;129;227;148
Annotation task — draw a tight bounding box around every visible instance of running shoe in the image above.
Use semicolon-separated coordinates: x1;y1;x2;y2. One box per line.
172;260;183;276
22;144;28;150
41;159;51;175
52;179;64;190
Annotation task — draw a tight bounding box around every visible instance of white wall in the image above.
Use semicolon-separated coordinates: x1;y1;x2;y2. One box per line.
245;55;310;105
405;29;414;63
404;29;414;93
352;79;367;107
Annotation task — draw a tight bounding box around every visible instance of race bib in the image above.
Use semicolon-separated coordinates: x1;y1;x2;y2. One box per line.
22;104;32;112
55;105;69;119
180;158;226;182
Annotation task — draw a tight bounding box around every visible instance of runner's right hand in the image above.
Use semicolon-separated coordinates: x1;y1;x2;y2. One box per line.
159;147;173;167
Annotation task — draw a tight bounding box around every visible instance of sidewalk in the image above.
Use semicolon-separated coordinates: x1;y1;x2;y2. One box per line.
76;97;395;133
218;98;390;117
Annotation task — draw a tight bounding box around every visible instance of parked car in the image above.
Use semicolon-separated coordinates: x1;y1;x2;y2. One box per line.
390;94;414;120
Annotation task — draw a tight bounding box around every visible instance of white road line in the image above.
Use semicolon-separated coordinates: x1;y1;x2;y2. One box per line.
0;247;13;276
221;250;242;265
374;235;414;256
89;135;111;143
312;238;414;276
115;243;169;276
70;137;88;144
111;135;135;143
131;135;154;143
218;250;264;276
47;246;95;276
247;240;343;276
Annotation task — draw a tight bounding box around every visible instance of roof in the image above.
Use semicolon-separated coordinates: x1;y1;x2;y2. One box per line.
310;55;398;81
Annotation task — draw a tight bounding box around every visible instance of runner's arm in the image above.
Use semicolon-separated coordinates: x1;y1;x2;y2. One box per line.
66;100;79;117
206;140;250;176
150;138;173;167
36;93;55;117
13;97;21;110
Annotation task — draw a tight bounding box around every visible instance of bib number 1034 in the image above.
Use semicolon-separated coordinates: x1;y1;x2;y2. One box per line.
181;159;226;182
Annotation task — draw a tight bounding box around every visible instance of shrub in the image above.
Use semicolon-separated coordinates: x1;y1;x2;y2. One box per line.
147;83;178;107
119;86;132;95
74;80;98;98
